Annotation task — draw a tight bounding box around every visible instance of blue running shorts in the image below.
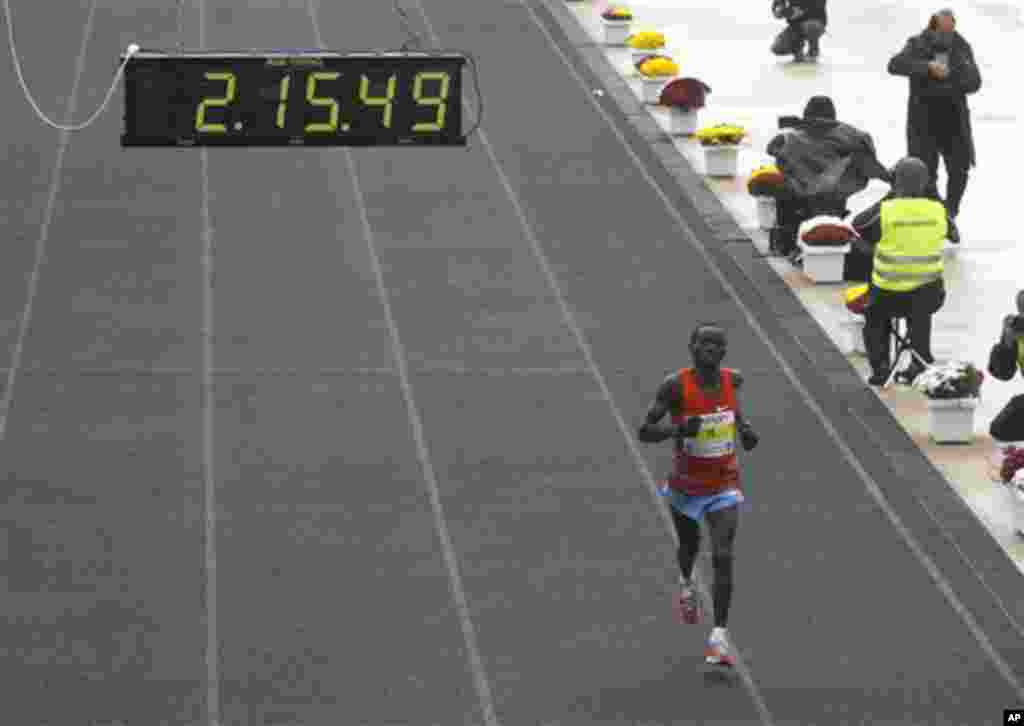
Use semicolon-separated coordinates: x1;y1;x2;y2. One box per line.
661;485;744;521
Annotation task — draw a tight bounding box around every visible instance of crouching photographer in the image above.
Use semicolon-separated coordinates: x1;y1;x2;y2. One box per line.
989;290;1024;444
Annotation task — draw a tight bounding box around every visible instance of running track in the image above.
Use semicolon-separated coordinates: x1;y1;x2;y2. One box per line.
2;0;1024;724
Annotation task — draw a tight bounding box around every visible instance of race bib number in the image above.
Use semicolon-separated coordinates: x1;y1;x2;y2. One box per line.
683;411;736;458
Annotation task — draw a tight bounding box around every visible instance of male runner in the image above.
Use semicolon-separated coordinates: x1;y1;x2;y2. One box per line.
637;323;760;667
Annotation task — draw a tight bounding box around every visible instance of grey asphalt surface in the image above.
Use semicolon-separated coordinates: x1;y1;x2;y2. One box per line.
2;0;1024;724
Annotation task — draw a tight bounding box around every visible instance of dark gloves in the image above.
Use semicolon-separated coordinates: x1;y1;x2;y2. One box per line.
739;423;760;451
677;417;703;439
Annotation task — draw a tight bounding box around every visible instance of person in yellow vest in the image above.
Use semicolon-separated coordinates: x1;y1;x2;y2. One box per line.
988;290;1024;443
850;156;947;386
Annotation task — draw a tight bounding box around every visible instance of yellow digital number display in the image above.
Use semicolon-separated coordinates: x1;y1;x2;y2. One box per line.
276;74;290;129
306;71;341;132
358;74;397;129
195;71;237;133
412;71;449;132
126;54;466;147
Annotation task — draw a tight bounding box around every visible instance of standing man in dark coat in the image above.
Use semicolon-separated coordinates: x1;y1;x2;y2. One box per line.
887;8;982;244
770;0;827;62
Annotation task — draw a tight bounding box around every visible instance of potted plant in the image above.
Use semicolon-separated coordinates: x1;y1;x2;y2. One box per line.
841;283;869;356
658;77;710;136
627;30;666;67
601;6;633;46
913;360;986;443
636;55;678;104
694;124;746;177
746;164;784;228
999;447;1024;535
796;216;859;283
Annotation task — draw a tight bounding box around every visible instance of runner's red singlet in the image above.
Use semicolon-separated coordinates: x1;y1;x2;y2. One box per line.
669;367;740;496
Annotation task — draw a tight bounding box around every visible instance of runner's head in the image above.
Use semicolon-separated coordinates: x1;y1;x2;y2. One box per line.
690;323;727;367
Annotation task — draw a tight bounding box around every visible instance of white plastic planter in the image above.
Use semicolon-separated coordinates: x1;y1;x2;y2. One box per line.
669;107;698;136
797;241;850;283
1013;470;1024;536
839;313;866;355
755;196;777;229
641;76;669;104
631;48;661;65
926;396;978;444
603;20;632;46
703;144;740;177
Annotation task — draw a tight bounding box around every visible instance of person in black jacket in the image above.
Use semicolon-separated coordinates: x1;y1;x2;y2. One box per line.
771;0;827;62
989;290;1024;443
766;95;890;260
887;8;982;244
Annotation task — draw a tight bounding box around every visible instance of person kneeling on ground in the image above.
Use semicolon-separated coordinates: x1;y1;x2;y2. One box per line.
767;95;891;261
988;290;1024;444
850;157;947;387
771;0;827;61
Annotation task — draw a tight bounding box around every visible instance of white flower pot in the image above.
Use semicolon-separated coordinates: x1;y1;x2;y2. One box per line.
797;241;850;283
1013;470;1024;536
603;19;631;46
631;48;662;65
839;313;866;355
755;196;777;229
641;76;669;104
926;396;978;444
669;107;698;135
703;144;740;177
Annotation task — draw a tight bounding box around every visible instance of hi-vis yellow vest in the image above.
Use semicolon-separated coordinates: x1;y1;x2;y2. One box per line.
872;198;946;292
1019;339;1024;370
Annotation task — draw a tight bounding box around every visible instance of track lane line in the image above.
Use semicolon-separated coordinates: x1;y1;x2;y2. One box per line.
0;0;97;439
407;0;776;721
510;0;1024;702
196;1;221;724
306;3;501;725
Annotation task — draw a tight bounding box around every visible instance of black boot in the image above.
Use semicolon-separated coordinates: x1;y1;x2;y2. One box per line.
807;37;820;59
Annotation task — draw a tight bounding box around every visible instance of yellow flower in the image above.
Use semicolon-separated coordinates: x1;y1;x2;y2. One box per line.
750;164;780;179
695;124;746;145
638;56;678;77
627;31;666;49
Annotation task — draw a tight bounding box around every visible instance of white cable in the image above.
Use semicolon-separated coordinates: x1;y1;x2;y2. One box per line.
4;0;139;131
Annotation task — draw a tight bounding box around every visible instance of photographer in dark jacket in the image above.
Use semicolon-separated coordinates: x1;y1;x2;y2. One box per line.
988;290;1024;443
771;0;827;61
767;96;890;260
887;8;982;244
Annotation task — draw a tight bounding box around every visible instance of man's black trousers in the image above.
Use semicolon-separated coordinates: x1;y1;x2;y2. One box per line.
863;280;946;373
910;122;970;218
991;394;1024;443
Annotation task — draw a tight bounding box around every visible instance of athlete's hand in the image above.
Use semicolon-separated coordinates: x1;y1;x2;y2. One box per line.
677;417;702;439
739;425;760;451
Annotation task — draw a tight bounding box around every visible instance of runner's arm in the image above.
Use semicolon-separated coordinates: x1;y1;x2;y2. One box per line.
638;375;687;443
732;371;760;450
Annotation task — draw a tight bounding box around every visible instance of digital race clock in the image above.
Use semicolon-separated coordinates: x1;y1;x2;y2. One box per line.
120;50;466;147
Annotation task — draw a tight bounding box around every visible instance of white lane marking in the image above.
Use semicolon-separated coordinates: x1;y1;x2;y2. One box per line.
306;3;501;725
0;0;97;439
197;2;222;725
519;0;1024;703
409;0;780;722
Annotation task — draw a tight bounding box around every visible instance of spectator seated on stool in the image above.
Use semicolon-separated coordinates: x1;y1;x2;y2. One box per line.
767;95;891;262
850;156;947;387
988;290;1024;444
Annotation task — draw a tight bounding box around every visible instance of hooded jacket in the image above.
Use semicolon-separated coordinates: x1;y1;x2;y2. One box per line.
767;117;890;203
